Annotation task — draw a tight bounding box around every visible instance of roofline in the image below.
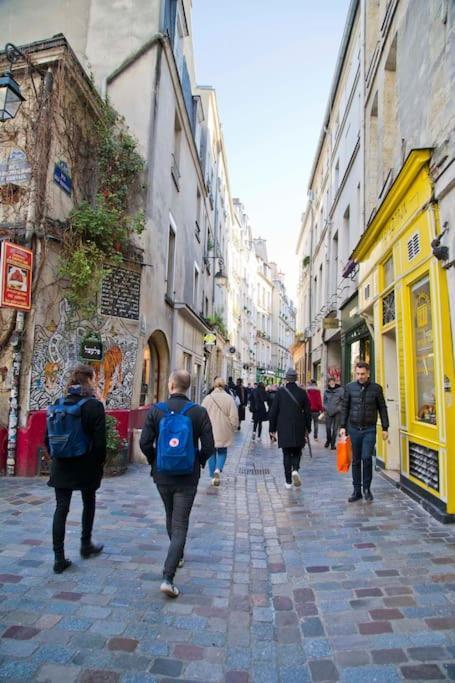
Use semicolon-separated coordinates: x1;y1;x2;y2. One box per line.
307;0;360;190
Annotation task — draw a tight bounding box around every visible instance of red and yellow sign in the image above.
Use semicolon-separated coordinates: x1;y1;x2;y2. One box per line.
0;241;33;311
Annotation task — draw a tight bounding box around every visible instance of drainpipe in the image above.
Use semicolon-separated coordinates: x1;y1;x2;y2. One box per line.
6;68;53;475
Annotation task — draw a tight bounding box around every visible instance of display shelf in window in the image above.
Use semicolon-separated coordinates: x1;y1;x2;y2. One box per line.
409;442;439;491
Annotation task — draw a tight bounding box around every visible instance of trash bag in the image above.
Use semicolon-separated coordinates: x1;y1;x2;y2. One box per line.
337;436;352;473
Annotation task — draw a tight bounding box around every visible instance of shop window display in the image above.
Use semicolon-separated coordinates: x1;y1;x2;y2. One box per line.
411;276;436;425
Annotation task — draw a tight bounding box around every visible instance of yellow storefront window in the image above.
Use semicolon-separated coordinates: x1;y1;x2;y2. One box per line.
412;276;436;425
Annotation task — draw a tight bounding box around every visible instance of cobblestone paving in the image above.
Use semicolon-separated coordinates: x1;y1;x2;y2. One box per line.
1;426;455;682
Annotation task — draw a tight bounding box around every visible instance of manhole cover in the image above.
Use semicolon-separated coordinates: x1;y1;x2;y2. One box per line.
238;467;270;475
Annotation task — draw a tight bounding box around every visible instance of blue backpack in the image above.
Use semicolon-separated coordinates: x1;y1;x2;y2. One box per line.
155;402;196;474
46;397;91;459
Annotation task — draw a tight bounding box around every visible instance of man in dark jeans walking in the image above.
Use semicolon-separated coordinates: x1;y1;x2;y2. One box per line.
269;368;312;489
340;362;389;503
140;370;214;597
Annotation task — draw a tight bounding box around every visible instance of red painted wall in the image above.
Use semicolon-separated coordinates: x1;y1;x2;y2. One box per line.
0;406;150;477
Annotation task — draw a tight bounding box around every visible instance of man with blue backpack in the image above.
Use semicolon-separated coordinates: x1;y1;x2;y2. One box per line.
140;369;214;598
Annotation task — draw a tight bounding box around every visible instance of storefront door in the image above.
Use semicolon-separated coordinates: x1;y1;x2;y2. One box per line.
383;328;400;470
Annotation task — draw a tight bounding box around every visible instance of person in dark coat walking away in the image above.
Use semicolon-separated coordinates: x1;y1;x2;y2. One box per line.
340;362;389;503
306;379;323;440
235;378;247;430
323;377;344;450
265;384;277;411
269;368;312;489
250;382;268;441
46;364;106;574
140;370;214;598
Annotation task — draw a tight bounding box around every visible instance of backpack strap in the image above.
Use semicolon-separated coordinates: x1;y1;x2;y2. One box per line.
179;401;195;416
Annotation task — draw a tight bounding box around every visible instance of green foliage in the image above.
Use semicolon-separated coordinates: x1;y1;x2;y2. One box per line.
60;101;145;314
105;414;122;452
206;312;228;339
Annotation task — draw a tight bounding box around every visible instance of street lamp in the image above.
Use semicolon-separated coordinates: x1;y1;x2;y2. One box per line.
204;255;228;287
0;72;25;121
0;42;45;123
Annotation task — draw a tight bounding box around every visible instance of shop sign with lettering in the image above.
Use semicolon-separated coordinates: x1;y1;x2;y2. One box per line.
80;333;103;362
323;317;340;329
0;241;33;311
204;333;217;346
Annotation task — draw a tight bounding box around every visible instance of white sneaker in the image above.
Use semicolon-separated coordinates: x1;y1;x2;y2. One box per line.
160;580;179;598
212;470;220;487
284;483;292;490
292;470;302;487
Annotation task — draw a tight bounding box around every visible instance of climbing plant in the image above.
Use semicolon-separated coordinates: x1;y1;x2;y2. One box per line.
60;101;145;313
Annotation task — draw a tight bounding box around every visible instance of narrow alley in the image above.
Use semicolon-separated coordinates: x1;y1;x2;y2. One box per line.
1;426;454;682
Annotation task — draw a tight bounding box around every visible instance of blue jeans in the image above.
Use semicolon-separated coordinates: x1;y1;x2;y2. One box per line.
208;448;228;477
348;426;376;492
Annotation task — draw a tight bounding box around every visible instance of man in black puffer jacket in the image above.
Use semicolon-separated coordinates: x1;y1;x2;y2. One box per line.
340;362;389;503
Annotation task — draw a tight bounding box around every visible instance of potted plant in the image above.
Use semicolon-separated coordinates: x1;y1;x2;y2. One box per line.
104;415;128;476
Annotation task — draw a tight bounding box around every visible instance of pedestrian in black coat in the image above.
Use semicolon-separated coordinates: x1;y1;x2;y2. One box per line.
269;368;312;489
250;383;268;440
140;369;214;598
235;378;248;430
46;364;106;574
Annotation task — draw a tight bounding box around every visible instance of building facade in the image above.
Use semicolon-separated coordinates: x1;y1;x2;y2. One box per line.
295;0;455;519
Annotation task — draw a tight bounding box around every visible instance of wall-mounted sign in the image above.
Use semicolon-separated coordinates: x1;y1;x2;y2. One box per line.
323;317;340;329
53;160;72;196
0;148;31;186
0;241;33;311
80;332;103;362
203;333;216;346
101;268;141;320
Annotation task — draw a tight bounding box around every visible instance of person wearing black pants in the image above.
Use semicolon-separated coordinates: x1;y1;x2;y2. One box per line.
46;364;106;574
140;369;214;598
269;368;312;489
250;383;268;441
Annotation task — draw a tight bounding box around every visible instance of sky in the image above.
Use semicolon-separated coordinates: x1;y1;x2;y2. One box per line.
192;0;351;300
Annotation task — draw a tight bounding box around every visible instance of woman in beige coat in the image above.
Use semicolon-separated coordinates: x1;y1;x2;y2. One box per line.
202;377;239;486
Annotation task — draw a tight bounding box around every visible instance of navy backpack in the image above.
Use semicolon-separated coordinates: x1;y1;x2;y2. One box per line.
46;397;91;459
155;402;196;474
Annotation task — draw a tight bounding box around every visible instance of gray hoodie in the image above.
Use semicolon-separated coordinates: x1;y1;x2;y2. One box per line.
323;385;344;417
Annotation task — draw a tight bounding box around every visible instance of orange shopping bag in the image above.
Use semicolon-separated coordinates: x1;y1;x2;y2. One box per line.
337;436;352;473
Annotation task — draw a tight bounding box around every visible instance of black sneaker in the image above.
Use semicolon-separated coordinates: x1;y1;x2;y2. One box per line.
80;542;104;559
364;490;374;502
348;491;363;503
324;441;330;448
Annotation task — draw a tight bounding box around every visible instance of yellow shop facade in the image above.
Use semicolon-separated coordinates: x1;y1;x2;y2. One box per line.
353;150;455;522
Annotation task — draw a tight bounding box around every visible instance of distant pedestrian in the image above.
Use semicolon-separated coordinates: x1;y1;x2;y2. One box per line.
269;368;312;489
250;382;268;441
339;362;389;503
202;377;238;486
235;378;248;430
46;364;106;575
140;370;214;598
307;379;323;440
265;384;277;410
323;377;344;450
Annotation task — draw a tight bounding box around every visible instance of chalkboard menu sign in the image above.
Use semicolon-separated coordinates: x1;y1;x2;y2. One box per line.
100;267;141;320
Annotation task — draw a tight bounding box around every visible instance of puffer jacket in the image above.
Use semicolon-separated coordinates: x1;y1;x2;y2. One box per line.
340;380;389;430
323;385;344;417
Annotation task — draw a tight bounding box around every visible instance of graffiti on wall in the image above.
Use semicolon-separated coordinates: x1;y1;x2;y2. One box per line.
30;299;138;410
327;366;342;383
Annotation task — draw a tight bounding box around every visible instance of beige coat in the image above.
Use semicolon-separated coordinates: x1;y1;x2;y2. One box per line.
202;388;239;447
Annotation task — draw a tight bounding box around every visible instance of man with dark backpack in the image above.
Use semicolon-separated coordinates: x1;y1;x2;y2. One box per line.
140;369;214;598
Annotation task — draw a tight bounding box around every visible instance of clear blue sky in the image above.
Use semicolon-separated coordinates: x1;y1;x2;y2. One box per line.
192;0;351;299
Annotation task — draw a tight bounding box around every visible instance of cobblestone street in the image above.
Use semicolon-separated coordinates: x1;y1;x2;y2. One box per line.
1;426;455;682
